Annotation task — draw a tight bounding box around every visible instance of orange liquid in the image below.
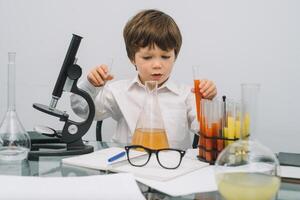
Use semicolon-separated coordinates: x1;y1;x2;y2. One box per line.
194;80;203;158
211;122;219;160
132;128;169;149
198;116;206;158
205;127;213;162
194;80;202;122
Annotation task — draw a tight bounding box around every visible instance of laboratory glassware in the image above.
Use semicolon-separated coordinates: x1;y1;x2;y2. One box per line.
132;81;169;149
214;84;280;200
98;58;114;113
0;52;31;161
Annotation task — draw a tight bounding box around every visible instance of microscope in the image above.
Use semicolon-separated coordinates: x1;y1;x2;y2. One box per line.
28;34;95;160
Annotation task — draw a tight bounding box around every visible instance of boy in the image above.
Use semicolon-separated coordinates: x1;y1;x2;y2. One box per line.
71;9;217;149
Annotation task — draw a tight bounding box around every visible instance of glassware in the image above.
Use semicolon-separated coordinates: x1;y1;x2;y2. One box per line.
192;66;202;124
131;81;169;149
198;99;224;163
214;84;281;200
98;58;114;113
0;52;31;161
125;145;185;169
0;159;30;176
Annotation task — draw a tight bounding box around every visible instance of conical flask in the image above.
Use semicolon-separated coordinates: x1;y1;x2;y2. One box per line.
0;52;31;161
214;84;280;200
132;81;169;149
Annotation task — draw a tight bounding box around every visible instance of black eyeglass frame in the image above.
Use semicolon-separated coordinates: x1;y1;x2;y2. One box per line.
124;145;186;169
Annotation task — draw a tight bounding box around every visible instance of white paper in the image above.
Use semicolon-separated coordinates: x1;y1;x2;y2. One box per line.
62;147;145;170
0;173;145;200
62;147;209;181
136;166;217;197
112;155;208;181
281;165;300;179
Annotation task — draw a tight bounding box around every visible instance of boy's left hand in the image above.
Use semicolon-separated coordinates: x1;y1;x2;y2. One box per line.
192;79;217;100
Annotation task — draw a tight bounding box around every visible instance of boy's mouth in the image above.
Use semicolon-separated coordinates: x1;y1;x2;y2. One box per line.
151;73;163;80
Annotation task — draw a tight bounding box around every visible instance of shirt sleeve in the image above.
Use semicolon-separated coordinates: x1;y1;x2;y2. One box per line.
186;91;199;135
70;79;101;120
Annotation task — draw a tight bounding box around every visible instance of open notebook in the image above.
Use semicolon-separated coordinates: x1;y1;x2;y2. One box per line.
62;147;209;181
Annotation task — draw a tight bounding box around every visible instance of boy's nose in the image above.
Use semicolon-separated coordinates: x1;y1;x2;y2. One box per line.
152;60;162;69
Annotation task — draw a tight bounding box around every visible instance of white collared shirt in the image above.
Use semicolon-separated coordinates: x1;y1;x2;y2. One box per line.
71;76;198;149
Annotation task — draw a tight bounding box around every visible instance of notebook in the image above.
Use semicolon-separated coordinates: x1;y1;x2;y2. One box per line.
278;152;300;167
62;147;209;181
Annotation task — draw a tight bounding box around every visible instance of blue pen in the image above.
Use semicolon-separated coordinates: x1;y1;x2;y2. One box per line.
108;151;126;163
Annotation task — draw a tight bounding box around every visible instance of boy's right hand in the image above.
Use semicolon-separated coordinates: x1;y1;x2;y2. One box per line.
87;64;114;87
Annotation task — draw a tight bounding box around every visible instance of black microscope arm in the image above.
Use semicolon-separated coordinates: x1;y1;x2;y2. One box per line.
60;64;95;144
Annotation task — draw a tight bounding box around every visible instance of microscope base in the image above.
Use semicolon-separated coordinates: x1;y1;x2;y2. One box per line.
28;144;94;161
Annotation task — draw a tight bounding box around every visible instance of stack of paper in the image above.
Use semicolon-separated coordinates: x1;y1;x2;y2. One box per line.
0;173;145;200
62;147;216;197
136;165;217;196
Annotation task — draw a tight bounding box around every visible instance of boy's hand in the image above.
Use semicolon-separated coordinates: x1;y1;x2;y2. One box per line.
192;79;217;100
87;64;114;87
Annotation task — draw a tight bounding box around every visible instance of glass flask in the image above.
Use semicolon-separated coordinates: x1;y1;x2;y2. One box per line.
132;81;169;149
214;84;280;200
0;52;31;161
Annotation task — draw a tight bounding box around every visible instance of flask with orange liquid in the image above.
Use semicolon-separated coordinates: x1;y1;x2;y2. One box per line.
132;81;169;149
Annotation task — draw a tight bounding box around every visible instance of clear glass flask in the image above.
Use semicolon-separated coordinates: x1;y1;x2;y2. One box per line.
214;84;280;200
0;52;31;161
132;81;169;149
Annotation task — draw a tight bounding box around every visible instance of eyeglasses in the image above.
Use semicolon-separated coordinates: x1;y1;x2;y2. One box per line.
124;145;186;169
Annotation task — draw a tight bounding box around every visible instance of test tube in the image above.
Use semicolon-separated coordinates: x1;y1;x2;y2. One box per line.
98;58;114;113
192;66;202;126
241;83;260;140
205;100;213;162
216;99;224;155
211;99;221;160
226;99;236;145
193;66;204;159
235;102;241;139
198;99;206;159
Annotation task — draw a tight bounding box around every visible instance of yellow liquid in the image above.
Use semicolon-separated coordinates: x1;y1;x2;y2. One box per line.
217;172;280;200
132;128;169;149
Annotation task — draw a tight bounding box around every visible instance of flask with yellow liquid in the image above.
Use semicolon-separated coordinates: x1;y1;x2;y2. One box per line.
214;84;281;200
132;81;169;149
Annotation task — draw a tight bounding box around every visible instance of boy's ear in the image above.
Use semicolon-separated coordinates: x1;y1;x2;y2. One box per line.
130;59;137;70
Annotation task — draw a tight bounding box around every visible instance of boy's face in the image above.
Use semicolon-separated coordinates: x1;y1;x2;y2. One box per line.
132;44;176;87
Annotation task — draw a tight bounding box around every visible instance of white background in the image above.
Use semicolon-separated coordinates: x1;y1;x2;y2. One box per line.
0;0;299;153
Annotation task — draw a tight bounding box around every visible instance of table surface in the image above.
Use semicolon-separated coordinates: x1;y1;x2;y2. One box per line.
0;141;299;200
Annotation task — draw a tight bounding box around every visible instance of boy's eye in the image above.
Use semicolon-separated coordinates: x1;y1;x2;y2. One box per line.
162;55;171;59
143;56;152;60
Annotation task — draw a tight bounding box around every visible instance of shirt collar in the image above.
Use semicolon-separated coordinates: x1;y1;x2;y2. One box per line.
127;76;180;95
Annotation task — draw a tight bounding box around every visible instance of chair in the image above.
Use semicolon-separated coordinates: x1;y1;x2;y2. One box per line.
96;121;103;141
192;134;199;149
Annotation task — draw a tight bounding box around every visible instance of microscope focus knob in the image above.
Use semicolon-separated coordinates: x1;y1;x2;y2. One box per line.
68;64;82;80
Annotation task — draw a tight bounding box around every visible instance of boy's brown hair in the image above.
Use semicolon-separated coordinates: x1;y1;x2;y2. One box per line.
123;9;182;62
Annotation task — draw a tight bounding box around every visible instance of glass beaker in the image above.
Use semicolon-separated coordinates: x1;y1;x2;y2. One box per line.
0;52;31;161
198;99;223;163
214;84;281;200
132;81;169;149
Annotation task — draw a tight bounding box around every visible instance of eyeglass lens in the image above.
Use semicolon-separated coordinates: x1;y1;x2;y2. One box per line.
157;149;182;169
127;146;150;166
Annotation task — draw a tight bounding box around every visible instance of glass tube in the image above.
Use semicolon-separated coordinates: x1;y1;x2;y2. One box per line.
0;52;31;161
